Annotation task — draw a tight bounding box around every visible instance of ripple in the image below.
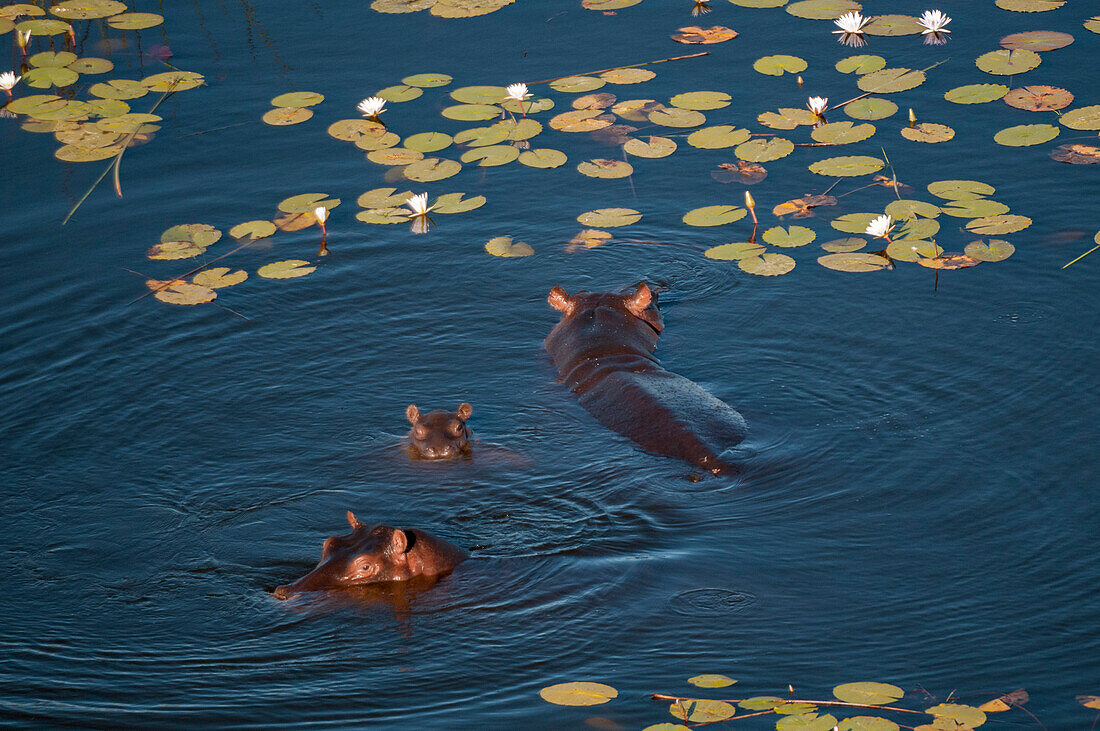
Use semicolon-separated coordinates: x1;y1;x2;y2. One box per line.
668;588;757;617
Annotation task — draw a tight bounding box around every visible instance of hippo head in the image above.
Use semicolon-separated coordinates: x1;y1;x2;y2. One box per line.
273;512;462;600
547;282;664;334
405;403;473;460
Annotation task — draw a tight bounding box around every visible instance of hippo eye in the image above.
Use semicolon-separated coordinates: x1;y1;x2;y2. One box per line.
413;425;428;440
447;421;464;438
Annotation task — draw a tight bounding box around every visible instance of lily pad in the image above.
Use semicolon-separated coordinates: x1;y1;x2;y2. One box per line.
106;12;163;29
900;123;954;143
401;72;452;87
759;107;818;129
67;57;114;74
836;55;886;74
262;107;312;126
976;49;1041;75
928;179;995;200
485;236;534;258
355;208;410;225
996;0;1063;11
993;123;1059;146
821;236;867;252
688;675;736;688
152;281;216;306
812;121;875;144
624;136;677;158
786;0;861;21
519;148;568;168
431;193;486;214
739;253;795;276
965;239;1015;261
193;267;247;289
647;107;706;128
818;252;889;271
376;84;422;102
808;155;884;176
885;199;941;219
450;85;508;104
442;103;503;121
753;55;807;76
142;71;204;92
50;0;127;19
688;125;752;148
1004;85;1073;111
925;704;986;727
844;98;897;120
704;242;766;260
22;66;78;89
683;205;748;226
669;699;736;722
229;220;277;241
271;91;324;108
578;208;641;227
858;68;925;94
831;213;878;233
549;76;605;93
89;79;148;100
357;187;415;209
670;91;731;110
257;260;316;279
367;148;425;166
764;225;816;247
1060;105;1100;130
600;68;656;84
670;25;738;44
550;109;613;132
864;14;923;36
833;683;904;705
1000;30;1074;50
735;137;794;162
278;193;340;214
837;717;898;731
404;132;453;153
577;158;632;178
454;124;510;147
887;239;942;261
966;214;1031;234
945;83;1009;104
403;157;461;182
462;145;519;167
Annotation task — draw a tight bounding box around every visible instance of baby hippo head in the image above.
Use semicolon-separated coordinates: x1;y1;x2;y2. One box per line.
406;403;473;460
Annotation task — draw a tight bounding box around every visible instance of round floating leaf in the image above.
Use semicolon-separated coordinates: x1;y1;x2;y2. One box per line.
688;126;752;149
731;0;787;5
763;225;816;247
1050;143;1100;164
279;193;340;214
54;125;122;147
573;93;617;111
648;107;705;128
22;67;78;89
431;193;486;214
885;199;941;219
928;179;995;200
845;98;897;120
430;0;515;18
568;229;613;248
740;697;784;711
966;214;1031;235
976;49;1041;75
107;12;163;29
704;242;766;260
1087;17;1100;34
624;136;676;158
85;99;129;118
612;98;662;121
578;208;641;227
736;137;794;162
759;107;818;129
712;160;768;184
818;252;890;272
326;120;393;146
404;131;453;153
865;14;923;35
809;155;884;176
965;239;1015;261
450;85;508;104
485;236;534;258
688;675;736;688
404;157;462;182
152;281;216;306
739;252;795;276
1060;105;1100;130
500;118;542;140
29;51;77;68
161;223;222;247
786;0;861;20
368;147;424;165
355;207;409;224
812;121;875;144
142;71;204;92
271;91;323;108
454;124;510;147
67;57;113;74
582;0;641;8
193;267;247;289
578;158;633;178
147;241;204;260
462;145;519;167
50;0;128;19
895;217;940;240
600;68;655;84
887;239;942;261
357;187;414;209
836;717;898;731
402;72;452;87
370;0;435;12
55;143;121;162
836;55;886;74
684;205;747;226
550;76;605;93
355;130;400;150
258;260;316;279
996;0;1063;11
1004;85;1073;111
821;236;866;252
230;220;277;241
831;213;879;233
858;68;925;94
941;198;1010;218
376;84;422;102
669;699;736;722
945;83;1009;104
90;79;148;100
671;25;738;44
441;104;502;121
917;253;982;270
16;18;71;35
900;122;954;143
670;91;731;111
550;109;612;132
994;123;1059;146
519;148;568;168
262;107;313;126
777;714;839;730
753;55;807;76
1000;30;1074;50
273;212;317;231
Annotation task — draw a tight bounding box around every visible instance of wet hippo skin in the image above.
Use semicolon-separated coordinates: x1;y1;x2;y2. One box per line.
274;511;466;600
406;403;472;460
545;282;747;473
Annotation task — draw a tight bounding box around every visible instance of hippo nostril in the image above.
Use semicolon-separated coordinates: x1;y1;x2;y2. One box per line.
273;585;293;600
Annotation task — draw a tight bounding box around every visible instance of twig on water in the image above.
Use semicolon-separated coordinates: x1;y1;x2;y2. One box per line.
831;58;949;110
63;84;178;226
527;52;709;85
129;238;262;304
1063;243;1100;269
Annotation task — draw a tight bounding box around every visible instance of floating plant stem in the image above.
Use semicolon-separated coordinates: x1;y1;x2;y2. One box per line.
1063;243;1100;269
833;59;950;111
129;238;261;305
63;85;179;226
527;52;709;85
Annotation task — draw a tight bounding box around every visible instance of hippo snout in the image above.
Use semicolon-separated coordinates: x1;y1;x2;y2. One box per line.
272;584;296;600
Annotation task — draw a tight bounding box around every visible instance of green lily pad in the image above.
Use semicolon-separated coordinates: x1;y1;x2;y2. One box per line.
404;131;453;153
441;104;503;121
687;125;752;148
925;704;986;728
355;207;410;224
759;107;818;129
160;223;222;248
704;242;766;260
462;145;519;167
735;137;794;162
22;66;78;89
624;136;676;158
976;49;1041;75
858;68;926;94
928;179;996;200
485;236;534;258
229;220;277;241
55;144;122;162
812;121;875;144
262;107;313;126
683;205;747;226
996;0;1063;11
731;0;787;5
900;122;954;143
257;260;315;279
68;57;113;74
669;91;731;110
837;717;897;731
501;96;553;114
886;239;942;261
965;238;1015;261
687;675;736;688
945;83;1009;104
740;697;784;711
648;107;706;128
966;214;1031;234
831;213;879;233
844;98;897;120
1086;16;1100;34
942;198;1011;217
577;158;633;178
518;148;568;168
454;124;510;147
50;0;128;19
821;236;867;252
1060;105;1100;130
29;51;76;67
278;193;340;214
89;79;148;100
668;699;735;722
549;76;605;93
753;54;807;76
600;68;656;84
818;253;891;271
498;118;542;140
450;85;508;104
16;18;71;35
763;225;816;247
376;84;422;102
739;252;795;276
836;55;886;74
885;199;941;219
357;187;415;209
786;0;861;20
367;147;424;165
577;208;641;227
107;12;163;29
1000;30;1074;51
895;217;940;240
142;71;204;92
994;123;1059;146
401;72;452;87
271;91;324;108
809;155;884;176
833;683;904;705
403;157;461;182
431;193;486;214
864;14;923;35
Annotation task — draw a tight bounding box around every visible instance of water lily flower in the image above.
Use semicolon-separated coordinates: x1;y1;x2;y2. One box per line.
314;206;329;226
807;96;828;116
832;11;868;35
505;82;530;118
865;214;894;240
745;190;758;227
917;10;951;34
0;71;20;101
16;29;31;56
357;96;387;118
405;192;433;217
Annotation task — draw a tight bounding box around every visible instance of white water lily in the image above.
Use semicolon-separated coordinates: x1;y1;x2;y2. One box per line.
357;96;386;117
865;214;894;239
832;11;868;35
838;31;867;48
0;71;20;92
917;9;951;34
16;29;31;51
314;206;329;225
505;82;530;102
807;96;828;116
405;192;433;217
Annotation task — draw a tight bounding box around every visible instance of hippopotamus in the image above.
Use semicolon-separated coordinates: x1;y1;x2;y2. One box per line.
545;282;747;473
405;403;472;459
274;511;466;599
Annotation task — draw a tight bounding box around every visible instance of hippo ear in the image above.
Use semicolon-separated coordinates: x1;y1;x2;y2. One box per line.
406;404;420;425
389;529;409;554
456;403;472;422
548;286;576;315
625;282;663;332
346;510;363;530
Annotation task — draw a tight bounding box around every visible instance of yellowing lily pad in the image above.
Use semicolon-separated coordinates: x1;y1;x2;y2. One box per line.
735;137;794;162
648;107;705;128
107;12;163;29
864;14;923;35
858;68;925;94
539;681;616;706
578;158;633;178
809;155;884;176
403;157;461;182
519;148;568;168
844;98;897;120
764;225;816;247
966;214;1031;234
683;205;747;226
578;208;641;227
431;193;486;214
68;57;113;75
454;124;510;147
151;281;216;306
818;252;890;272
993;123;1059;146
550;76;606;93
271;91;324;108
833;683;904;705
376;84;422;102
687;126;752;148
485;236;534;258
925;704;986;727
886;239;942;261
786;0;861;21
146;240;205;260
821;236;866;252
1060;105;1100;130
550;109;613;132
753;55;807;76
230;220;277;241
759;108;818;129
688;675;736;688
193;267;247;289
976;49;1041;75
836;717;898;731
670;699;736;722
928;179;995;199
900;122;954;143
836;55;886;74
462;145;519;167
945;83;1009;104
262;107;313;126
568;229;613;248
704;242;765;260
1000;30;1074;51
161;223;222;247
671;25;738;44
670;91;731;110
279;193;340;214
50;0;127;19
965;239;1015;261
142;71;204;92
885;199;941;219
600;68;656;84
996;0;1063;11
258;260;316;279
739;252;795;276
812;121;875;144
368;147;425;165
401;72;452;87
404;132;453;152
624;136;676;158
357;187;415;209
1004;85;1073;111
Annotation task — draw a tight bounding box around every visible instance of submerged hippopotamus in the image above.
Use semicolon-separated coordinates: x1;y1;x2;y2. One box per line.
405;403;473;460
273;511;466;600
545;282;747;473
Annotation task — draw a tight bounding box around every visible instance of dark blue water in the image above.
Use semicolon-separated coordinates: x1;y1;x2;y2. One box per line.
2;1;1098;727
